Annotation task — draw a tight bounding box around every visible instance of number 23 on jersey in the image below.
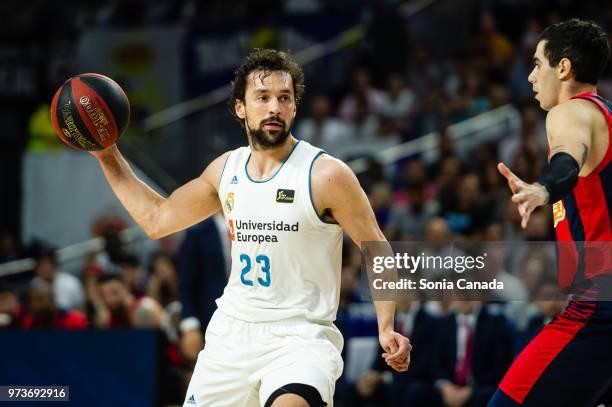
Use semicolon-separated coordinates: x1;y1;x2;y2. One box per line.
239;254;271;287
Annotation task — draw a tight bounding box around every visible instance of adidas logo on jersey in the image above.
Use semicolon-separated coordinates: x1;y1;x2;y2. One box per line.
187;394;196;404
276;189;295;203
231;175;238;184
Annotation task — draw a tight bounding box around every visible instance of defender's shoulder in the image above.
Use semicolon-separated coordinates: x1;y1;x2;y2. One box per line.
547;98;596;128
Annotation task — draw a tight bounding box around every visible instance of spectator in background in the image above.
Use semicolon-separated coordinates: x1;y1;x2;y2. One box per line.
515;251;556;301
130;291;184;406
95;274;140;328
348;93;379;141
386;181;440;240
420;217;466;294
89;212;129;273
475;13;514;74
155;232;185;260
488;82;511;109
499;105;546;168
147;253;179;308
32;248;84;311
436;156;462;215
369;181;394;231
0;284;23;329
355;157;386;196
457;69;490;118
521;278;567;347
373;114;402;145
336;264;362;345
395;159;437;202
132;296;165;329
391;299;440;406
341;300;438;407
22;279;87;330
406;45;446;99
378;72;415;133
334;264;362;406
0;230;20;264
118;253;146;298
523;208;552;241
509;19;541;102
433;301;514;407
481;161;509;223
176;215;229;368
339;67;384;123
295;94;351;151
442;173;489;237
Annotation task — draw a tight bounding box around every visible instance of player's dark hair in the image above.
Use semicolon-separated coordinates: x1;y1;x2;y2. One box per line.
230;48;305;123
539;18;610;85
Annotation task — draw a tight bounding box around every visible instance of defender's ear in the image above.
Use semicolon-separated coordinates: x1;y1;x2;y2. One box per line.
558;57;573;81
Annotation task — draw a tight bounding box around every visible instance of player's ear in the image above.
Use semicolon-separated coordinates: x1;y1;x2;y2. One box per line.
558;57;572;80
235;99;245;120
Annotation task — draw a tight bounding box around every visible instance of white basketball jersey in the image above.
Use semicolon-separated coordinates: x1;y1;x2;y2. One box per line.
217;140;343;323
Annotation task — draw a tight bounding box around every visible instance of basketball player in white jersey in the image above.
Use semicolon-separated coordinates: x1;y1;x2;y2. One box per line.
91;49;411;407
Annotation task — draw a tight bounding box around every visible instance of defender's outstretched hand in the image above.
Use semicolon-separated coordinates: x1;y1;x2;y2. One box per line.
379;330;412;372
498;162;549;229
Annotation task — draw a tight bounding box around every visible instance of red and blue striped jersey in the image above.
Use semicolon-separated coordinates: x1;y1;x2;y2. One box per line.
554;92;612;294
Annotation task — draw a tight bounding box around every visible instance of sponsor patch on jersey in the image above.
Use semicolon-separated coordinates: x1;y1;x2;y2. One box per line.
230;175;238;184
553;200;566;228
225;192;235;213
228;219;235;241
276;189;295;203
186;394;196;404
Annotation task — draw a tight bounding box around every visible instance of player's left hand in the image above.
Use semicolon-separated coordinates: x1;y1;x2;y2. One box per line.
379;330;411;372
498;162;549;229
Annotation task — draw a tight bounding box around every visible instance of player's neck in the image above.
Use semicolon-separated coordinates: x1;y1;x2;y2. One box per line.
248;135;297;179
559;82;597;103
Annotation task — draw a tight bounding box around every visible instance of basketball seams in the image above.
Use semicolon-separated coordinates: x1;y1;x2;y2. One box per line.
54;81;101;150
79;74;130;136
71;77;109;146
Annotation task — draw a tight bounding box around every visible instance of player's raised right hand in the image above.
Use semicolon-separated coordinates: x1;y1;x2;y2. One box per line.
498;162;549;229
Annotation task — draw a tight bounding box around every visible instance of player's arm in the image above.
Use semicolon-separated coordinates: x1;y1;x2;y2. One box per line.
311;154;411;372
545;100;593;171
498;101;591;228
91;145;229;239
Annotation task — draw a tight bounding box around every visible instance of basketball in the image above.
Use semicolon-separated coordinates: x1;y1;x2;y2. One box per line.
50;73;130;151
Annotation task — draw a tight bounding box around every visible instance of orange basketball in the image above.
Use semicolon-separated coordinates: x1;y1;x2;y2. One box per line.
50;73;130;151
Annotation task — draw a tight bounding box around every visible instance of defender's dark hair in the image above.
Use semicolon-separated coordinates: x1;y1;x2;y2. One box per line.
229;48;304;122
539;18;610;85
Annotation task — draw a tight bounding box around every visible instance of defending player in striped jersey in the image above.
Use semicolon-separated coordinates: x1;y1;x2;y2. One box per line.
490;19;612;407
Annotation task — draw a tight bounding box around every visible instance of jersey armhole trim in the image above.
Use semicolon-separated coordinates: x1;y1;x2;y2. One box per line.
570;94;612;176
218;151;232;191
309;151;340;225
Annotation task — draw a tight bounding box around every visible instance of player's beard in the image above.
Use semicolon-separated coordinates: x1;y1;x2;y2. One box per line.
246;114;293;150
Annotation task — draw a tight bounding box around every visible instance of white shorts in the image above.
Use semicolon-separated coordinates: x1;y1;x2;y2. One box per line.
182;310;344;407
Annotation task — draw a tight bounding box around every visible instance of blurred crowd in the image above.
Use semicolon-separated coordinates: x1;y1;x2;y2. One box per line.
2;0;612;406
